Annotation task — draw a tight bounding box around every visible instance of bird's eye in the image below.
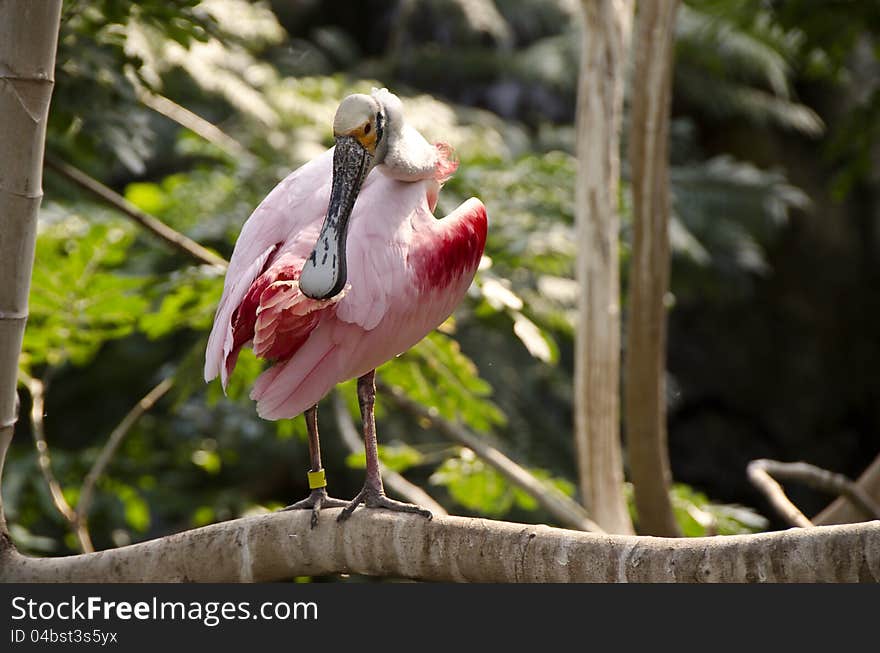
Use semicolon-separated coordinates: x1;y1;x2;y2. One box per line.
364;123;371;134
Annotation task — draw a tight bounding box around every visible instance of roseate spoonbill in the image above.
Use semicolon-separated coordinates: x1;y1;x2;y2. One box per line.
204;88;487;525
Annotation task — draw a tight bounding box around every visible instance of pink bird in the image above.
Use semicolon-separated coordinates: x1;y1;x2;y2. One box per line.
205;88;487;525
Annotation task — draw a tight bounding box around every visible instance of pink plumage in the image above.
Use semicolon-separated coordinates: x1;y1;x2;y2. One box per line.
204;143;487;420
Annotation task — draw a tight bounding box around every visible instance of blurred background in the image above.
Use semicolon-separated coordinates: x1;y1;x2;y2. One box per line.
5;0;879;561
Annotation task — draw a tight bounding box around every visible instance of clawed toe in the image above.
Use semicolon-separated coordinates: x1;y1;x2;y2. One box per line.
337;487;433;522
281;489;348;528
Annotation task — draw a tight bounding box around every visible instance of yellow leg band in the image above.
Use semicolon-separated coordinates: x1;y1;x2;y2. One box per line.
307;469;327;490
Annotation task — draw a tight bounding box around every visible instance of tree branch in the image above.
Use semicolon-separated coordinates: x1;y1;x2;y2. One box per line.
815;453;880;526
747;459;813;528
332;391;447;516
1;510;877;582
43;157;228;269
378;381;604;533
624;0;681;537
748;459;880;528
76;377;175;544
16;372;173;553
19;370;94;551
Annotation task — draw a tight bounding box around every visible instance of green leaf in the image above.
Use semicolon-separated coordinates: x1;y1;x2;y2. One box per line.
666;484;769;537
430;449;574;518
125;181;168;215
430;453;513;517
115;484;151;533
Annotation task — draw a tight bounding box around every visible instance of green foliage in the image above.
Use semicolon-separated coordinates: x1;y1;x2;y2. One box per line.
52;0;218;172
669;152;810;297
445;151;576;355
139;266;224;339
670;484;768;537
430;448;574;517
678;2;823;135
380;332;505;433
681;0;880;199
446;151;577;275
23;218;149;370
625;483;768;537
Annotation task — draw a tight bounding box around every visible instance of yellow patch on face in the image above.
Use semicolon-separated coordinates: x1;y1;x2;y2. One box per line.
341;123;377;154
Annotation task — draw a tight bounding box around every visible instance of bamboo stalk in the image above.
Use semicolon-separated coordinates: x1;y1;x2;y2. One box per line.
0;0;63;538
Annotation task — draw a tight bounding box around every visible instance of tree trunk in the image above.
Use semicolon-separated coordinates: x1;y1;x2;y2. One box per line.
1;510;877;582
0;0;63;539
573;0;634;534
624;0;681;536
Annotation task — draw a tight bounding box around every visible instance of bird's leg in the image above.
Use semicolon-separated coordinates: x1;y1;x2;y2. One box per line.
282;404;347;528
338;370;433;521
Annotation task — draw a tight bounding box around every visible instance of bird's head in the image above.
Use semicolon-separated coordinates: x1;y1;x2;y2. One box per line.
299;89;399;300
332;93;384;158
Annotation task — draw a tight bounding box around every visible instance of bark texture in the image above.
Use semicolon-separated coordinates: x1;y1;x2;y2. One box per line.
1;511;877;583
624;0;681;536
0;0;63;536
573;0;635;534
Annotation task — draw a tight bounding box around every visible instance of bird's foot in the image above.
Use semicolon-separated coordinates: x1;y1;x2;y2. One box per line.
337;485;433;522
281;489;348;529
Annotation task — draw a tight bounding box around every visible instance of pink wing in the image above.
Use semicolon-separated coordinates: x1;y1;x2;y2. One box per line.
204;148;335;387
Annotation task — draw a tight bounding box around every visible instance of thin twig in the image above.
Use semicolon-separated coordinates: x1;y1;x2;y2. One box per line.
19;371;173;553
44;157;228;269
19;370;94;551
332;391;446;516
136;88;251;161
377;380;604;533
76;377;175;536
780;462;880;520
748;459;880;528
